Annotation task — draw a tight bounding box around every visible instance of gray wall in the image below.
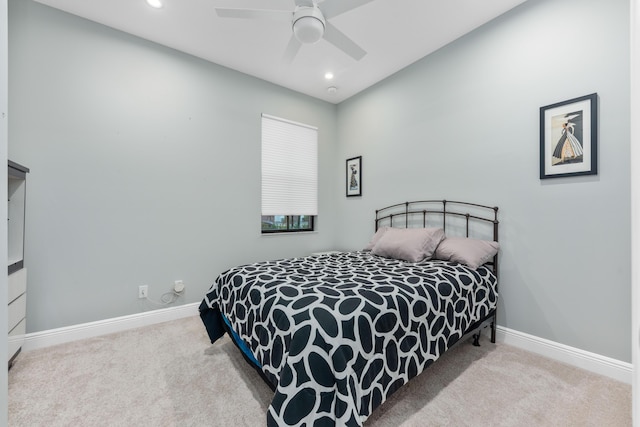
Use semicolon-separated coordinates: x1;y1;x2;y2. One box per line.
8;0;632;364
336;0;631;362
8;1;339;332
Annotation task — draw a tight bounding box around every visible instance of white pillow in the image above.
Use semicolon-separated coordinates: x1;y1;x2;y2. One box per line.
434;237;499;269
372;227;445;263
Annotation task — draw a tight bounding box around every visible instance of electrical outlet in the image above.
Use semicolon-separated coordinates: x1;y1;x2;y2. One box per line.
174;280;185;293
138;285;148;299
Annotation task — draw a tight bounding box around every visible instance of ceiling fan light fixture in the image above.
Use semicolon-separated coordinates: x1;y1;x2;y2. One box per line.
292;7;325;44
146;0;163;9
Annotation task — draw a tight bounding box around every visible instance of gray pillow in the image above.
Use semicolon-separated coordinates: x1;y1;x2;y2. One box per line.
372;227;445;262
434;237;499;269
364;226;389;250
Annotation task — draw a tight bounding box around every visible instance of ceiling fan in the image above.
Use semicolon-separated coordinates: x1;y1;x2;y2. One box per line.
215;0;374;63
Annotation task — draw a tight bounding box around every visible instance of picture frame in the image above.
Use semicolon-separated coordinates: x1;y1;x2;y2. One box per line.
540;93;598;179
346;156;362;197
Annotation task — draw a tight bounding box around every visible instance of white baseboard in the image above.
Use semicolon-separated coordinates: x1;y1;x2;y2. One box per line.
22;302;200;351
496;326;632;384
21;308;632;385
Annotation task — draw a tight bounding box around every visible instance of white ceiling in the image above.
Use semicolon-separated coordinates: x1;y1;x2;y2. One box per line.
33;0;528;104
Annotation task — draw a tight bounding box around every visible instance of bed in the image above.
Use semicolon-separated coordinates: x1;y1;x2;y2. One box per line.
199;200;499;426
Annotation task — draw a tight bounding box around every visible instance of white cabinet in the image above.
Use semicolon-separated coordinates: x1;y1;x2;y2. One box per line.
8;269;26;366
8;160;28;369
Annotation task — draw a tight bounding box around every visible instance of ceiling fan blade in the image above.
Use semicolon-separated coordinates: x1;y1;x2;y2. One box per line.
321;0;375;19
323;22;366;61
282;36;303;63
294;0;315;7
215;8;292;22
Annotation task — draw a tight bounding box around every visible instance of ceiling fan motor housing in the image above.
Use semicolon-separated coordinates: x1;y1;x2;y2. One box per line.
292;6;326;44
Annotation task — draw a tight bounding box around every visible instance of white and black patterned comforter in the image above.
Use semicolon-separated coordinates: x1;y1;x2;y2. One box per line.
199;251;497;427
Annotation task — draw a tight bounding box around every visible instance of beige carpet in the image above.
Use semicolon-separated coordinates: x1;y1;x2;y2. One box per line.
8;316;631;426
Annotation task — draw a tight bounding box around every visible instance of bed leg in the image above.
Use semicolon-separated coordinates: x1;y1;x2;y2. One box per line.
472;330;481;347
490;315;497;344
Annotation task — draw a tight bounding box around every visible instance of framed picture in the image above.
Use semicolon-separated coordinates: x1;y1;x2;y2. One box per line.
540;93;598;179
346;156;362;197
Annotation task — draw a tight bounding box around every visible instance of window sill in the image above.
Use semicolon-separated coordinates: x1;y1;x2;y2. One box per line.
261;231;318;237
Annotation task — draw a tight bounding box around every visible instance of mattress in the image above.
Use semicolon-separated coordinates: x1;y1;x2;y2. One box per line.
199;251;497;426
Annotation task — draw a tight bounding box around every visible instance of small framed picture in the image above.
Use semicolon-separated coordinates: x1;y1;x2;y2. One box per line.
540;93;598;179
346;156;362;197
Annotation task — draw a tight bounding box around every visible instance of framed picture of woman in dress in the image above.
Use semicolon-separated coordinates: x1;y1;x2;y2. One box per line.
540;93;598;179
346;156;362;197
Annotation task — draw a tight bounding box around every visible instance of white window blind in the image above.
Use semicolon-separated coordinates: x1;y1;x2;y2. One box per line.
261;114;318;216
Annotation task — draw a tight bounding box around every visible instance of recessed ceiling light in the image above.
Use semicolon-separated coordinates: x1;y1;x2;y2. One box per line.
146;0;163;9
324;72;334;80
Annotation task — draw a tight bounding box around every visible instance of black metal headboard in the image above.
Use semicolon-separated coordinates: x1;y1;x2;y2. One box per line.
375;200;499;272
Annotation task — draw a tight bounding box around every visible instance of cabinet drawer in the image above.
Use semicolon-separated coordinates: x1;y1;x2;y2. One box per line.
8;268;27;304
9;293;26;332
8;318;26;362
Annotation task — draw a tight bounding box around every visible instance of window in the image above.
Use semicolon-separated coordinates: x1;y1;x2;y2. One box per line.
261;215;315;233
261;114;317;233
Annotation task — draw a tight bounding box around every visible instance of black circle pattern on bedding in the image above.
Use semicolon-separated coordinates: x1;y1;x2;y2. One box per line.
203;251;497;427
